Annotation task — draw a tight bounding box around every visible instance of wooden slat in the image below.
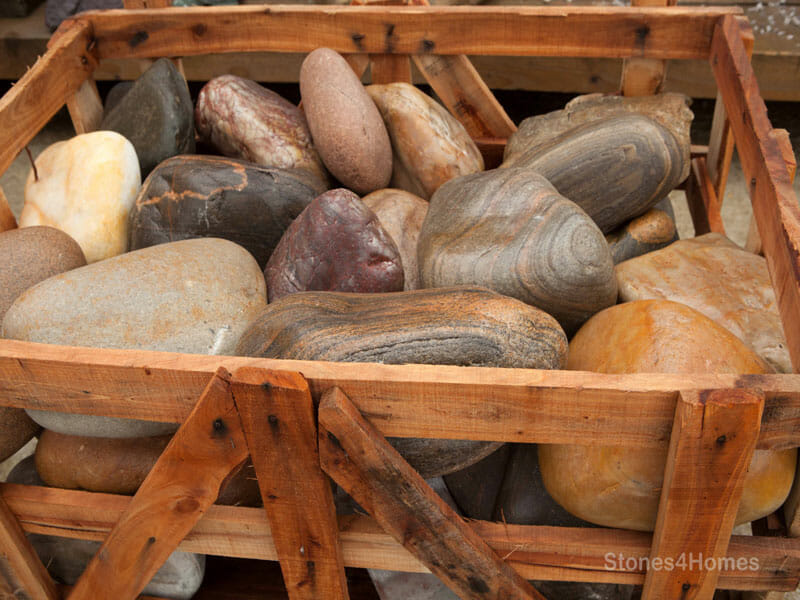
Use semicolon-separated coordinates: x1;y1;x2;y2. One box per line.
66;78;104;135
1;341;800;450
686;156;726;236
4;484;799;591
369;54;412;84
124;0;172;6
0;186;17;232
0;18;95;177
319;387;543;600
68;368;249;600
0;494;59;600
641;389;763;599
619;0;676;97
712;14;800;373
231;368;348;600
83;6;739;61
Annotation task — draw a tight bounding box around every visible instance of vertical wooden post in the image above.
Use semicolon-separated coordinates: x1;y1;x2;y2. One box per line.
0;186;17;233
66;79;104;135
0;494;59;600
69;368;249;600
231;368;349;600
369;54;412;85
620;0;676;97
641;389;763;600
686;156;726;236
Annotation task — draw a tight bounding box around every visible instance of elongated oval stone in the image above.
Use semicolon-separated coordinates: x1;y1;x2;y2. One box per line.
300;48;392;194
236;287;567;477
101;58;195;176
366;83;483;200
19;131;140;263
129;155;327;268
2;238;267;438
538;300;797;532
362;189;428;290
501;114;686;233
265;188;404;302
195;75;329;183
418;168;616;334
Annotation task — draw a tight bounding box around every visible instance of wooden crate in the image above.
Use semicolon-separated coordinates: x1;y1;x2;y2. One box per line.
0;4;799;600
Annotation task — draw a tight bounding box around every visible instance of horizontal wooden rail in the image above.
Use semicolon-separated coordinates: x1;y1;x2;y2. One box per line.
0;341;799;449
82;5;740;61
3;484;798;591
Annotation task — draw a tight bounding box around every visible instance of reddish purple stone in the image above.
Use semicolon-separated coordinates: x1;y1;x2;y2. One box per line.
265;189;404;302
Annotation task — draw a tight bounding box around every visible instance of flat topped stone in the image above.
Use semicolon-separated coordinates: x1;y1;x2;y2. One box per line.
129;155;327;268
2;238;267;438
265;188;404;302
101;58;195;176
616;232;791;373
366;83;484;200
19;131;140;263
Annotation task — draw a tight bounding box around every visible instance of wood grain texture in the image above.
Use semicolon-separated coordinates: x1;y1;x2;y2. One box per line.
619;0;676;97
369;54;411;84
1;339;800;450
686;156;726;236
83;6;739;61
231;368;348;600
418;169;616;334
0;18;95;176
68;368;249;600
4;484;799;590
0;493;59;600
66;78;104;135
319;387;544;600
0;187;17;233
641;389;763;599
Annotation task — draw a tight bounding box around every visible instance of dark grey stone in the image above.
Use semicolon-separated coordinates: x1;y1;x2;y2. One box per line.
45;0;122;31
0;0;43;18
104;81;134;116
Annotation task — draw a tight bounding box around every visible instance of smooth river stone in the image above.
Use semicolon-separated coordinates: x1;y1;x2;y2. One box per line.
538;300;797;532
264;188;404;302
605;198;678;264
366;83;484;200
616;233;791;373
101;58;195;176
2;238;267;438
19;131;140;263
300;48;392;194
504;92;692;183
236;287;567;477
362;189;428;290
195;75;329;183
501;114;686;233
418;168;617;334
129;155;327;268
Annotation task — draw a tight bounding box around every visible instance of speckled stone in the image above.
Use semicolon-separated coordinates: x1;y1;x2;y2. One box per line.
19;131;141;263
616;233;791;373
300;48;392;194
2;238;267;438
362;189;428;290
264;188;404;302
129;155;327;268
195;75;329;183
101;58;195;176
366;83;483;199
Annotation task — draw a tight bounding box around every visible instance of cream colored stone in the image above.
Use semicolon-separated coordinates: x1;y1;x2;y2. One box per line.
20;131;141;263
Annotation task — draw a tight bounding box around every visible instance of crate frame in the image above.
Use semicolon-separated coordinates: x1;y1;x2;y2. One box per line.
0;5;799;600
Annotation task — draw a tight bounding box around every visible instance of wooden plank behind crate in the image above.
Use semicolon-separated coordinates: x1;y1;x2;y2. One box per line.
3;484;799;591
2;340;800;449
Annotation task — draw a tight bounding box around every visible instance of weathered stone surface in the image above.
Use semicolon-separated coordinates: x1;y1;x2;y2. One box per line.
366;83;483;200
501;114;686;233
616;233;791;373
418;168;617;334
300;48;392;194
237;286;567;477
605;198;678;264
504;92;693;184
129;155;327;268
2;238;267;438
195;75;329;183
538;300;797;531
101;58;195;176
264;188;404;301
362;189;428;290
19;131;140;263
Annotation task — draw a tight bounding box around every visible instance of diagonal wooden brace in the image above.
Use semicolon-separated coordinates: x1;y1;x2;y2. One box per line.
318;386;545;600
68;367;249;600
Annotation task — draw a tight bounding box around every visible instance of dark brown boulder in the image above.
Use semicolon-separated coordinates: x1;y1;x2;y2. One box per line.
264;188;404;302
129;155;327;268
